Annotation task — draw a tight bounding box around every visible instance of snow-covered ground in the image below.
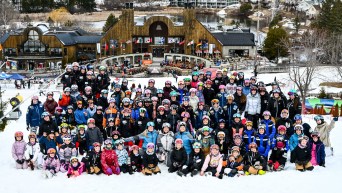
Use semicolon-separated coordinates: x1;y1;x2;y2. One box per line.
1;71;341;193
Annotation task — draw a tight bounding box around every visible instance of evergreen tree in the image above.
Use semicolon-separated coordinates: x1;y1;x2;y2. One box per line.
318;87;327;98
103;13;118;33
263;26;288;60
315;0;342;33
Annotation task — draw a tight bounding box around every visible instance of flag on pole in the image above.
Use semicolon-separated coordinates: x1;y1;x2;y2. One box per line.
197;41;202;47
146;37;152;43
135;38;143;44
179;40;185;45
187;40;194;46
160;37;165;44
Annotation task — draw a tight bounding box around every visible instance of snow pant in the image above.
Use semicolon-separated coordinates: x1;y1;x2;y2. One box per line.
182;162;202;175
102;165;120;175
168;163;183;173
295;161;314;171
243;165;262;175
119;164;132;173
204;166;223;176
16;161;28;169
142;164;161;175
224;168;239;177
130;164;142;172
76;141;87;155
60;162;70;173
157;151;172;167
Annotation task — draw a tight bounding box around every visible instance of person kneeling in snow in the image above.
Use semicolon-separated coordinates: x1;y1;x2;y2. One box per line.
12;131;28;169
115;139;133;174
168;139;188;176
129;145;143;173
142;143;161;175
67;157;84;178
268;133;288;171
243;142;266;175
223;146;244;177
309;132;325;167
290;135;314;172
200;144;223;179
25;133;41;170
82;142;102;175
101;139;120;175
42;148;60;179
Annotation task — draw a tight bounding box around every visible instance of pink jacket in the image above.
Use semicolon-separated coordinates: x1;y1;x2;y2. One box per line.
201;153;223;173
12;140;26;160
67;162;85;177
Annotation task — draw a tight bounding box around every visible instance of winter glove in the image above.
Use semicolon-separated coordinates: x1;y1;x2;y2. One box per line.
333;117;338;121
106;168;113;175
16;159;22;164
115;167;120;174
67;174;71;178
282;153;287;158
196;159;202;163
173;162;179;167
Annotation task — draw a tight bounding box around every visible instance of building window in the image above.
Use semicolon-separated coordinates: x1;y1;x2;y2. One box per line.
4;48;17;56
23;30;45;54
50;48;62;56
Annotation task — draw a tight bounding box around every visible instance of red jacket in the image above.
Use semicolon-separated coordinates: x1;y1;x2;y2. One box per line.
59;94;71;107
101;149;119;172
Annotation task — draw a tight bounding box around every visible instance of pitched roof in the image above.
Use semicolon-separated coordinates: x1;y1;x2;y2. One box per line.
0;33;10;44
212;32;255;46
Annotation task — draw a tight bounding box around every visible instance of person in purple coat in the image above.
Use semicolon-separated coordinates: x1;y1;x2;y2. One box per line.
42;148;61;179
12;131;28;169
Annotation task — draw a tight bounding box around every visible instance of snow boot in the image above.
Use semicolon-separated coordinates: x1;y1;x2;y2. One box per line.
258;170;266;175
177;170;184;177
191;169;198;177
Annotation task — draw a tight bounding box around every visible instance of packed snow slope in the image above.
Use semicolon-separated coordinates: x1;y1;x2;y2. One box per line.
0;74;341;193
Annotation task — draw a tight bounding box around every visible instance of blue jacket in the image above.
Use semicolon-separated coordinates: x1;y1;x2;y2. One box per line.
242;129;256;150
26;102;44;127
177;88;187;103
115;149;129;166
223;102;238;127
309;140;325;165
217;92;227;107
74;108;88;125
133;130;159;150
289;133;303;151
243;86;250;96
260;119;276;139
195;109;208;129
39;136;63;155
255;133;270;158
175;131;194;155
131;107;149;120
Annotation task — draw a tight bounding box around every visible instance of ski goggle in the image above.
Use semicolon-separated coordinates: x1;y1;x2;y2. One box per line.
147;122;155;127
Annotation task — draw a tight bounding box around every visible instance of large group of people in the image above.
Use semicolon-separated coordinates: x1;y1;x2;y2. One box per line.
13;62;336;179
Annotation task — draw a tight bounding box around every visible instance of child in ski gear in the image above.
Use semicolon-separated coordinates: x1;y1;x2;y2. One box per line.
85;118;104;150
168;139;188;175
208;99;224;129
174;122;194;155
291;135;314;172
242;121;256;150
231;113;244;137
200;144;223;179
289;125;304;151
229;134;247;156
115;139;132;174
245;86;261;128
197;126;215;156
255;124;271;159
260;111;276;140
25;133;41;170
314;115;335;156
216;131;229;155
275;109;293;138
126;121;159;151
12;131;28;169
74;125;87;155
129;145;143;173
309;132;325;167
223;146;243;177
157;123;174;166
59;134;77;172
67;157;84;178
243;142;266;175
39;131;61;155
101;139;120;175
293;114;313;141
217;85;227;107
83;142;102;175
268;134;288;171
182;142;204;177
142;143;161;175
42;148;61;179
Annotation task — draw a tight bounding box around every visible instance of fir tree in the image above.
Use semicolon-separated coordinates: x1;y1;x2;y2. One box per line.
103;13;118;33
